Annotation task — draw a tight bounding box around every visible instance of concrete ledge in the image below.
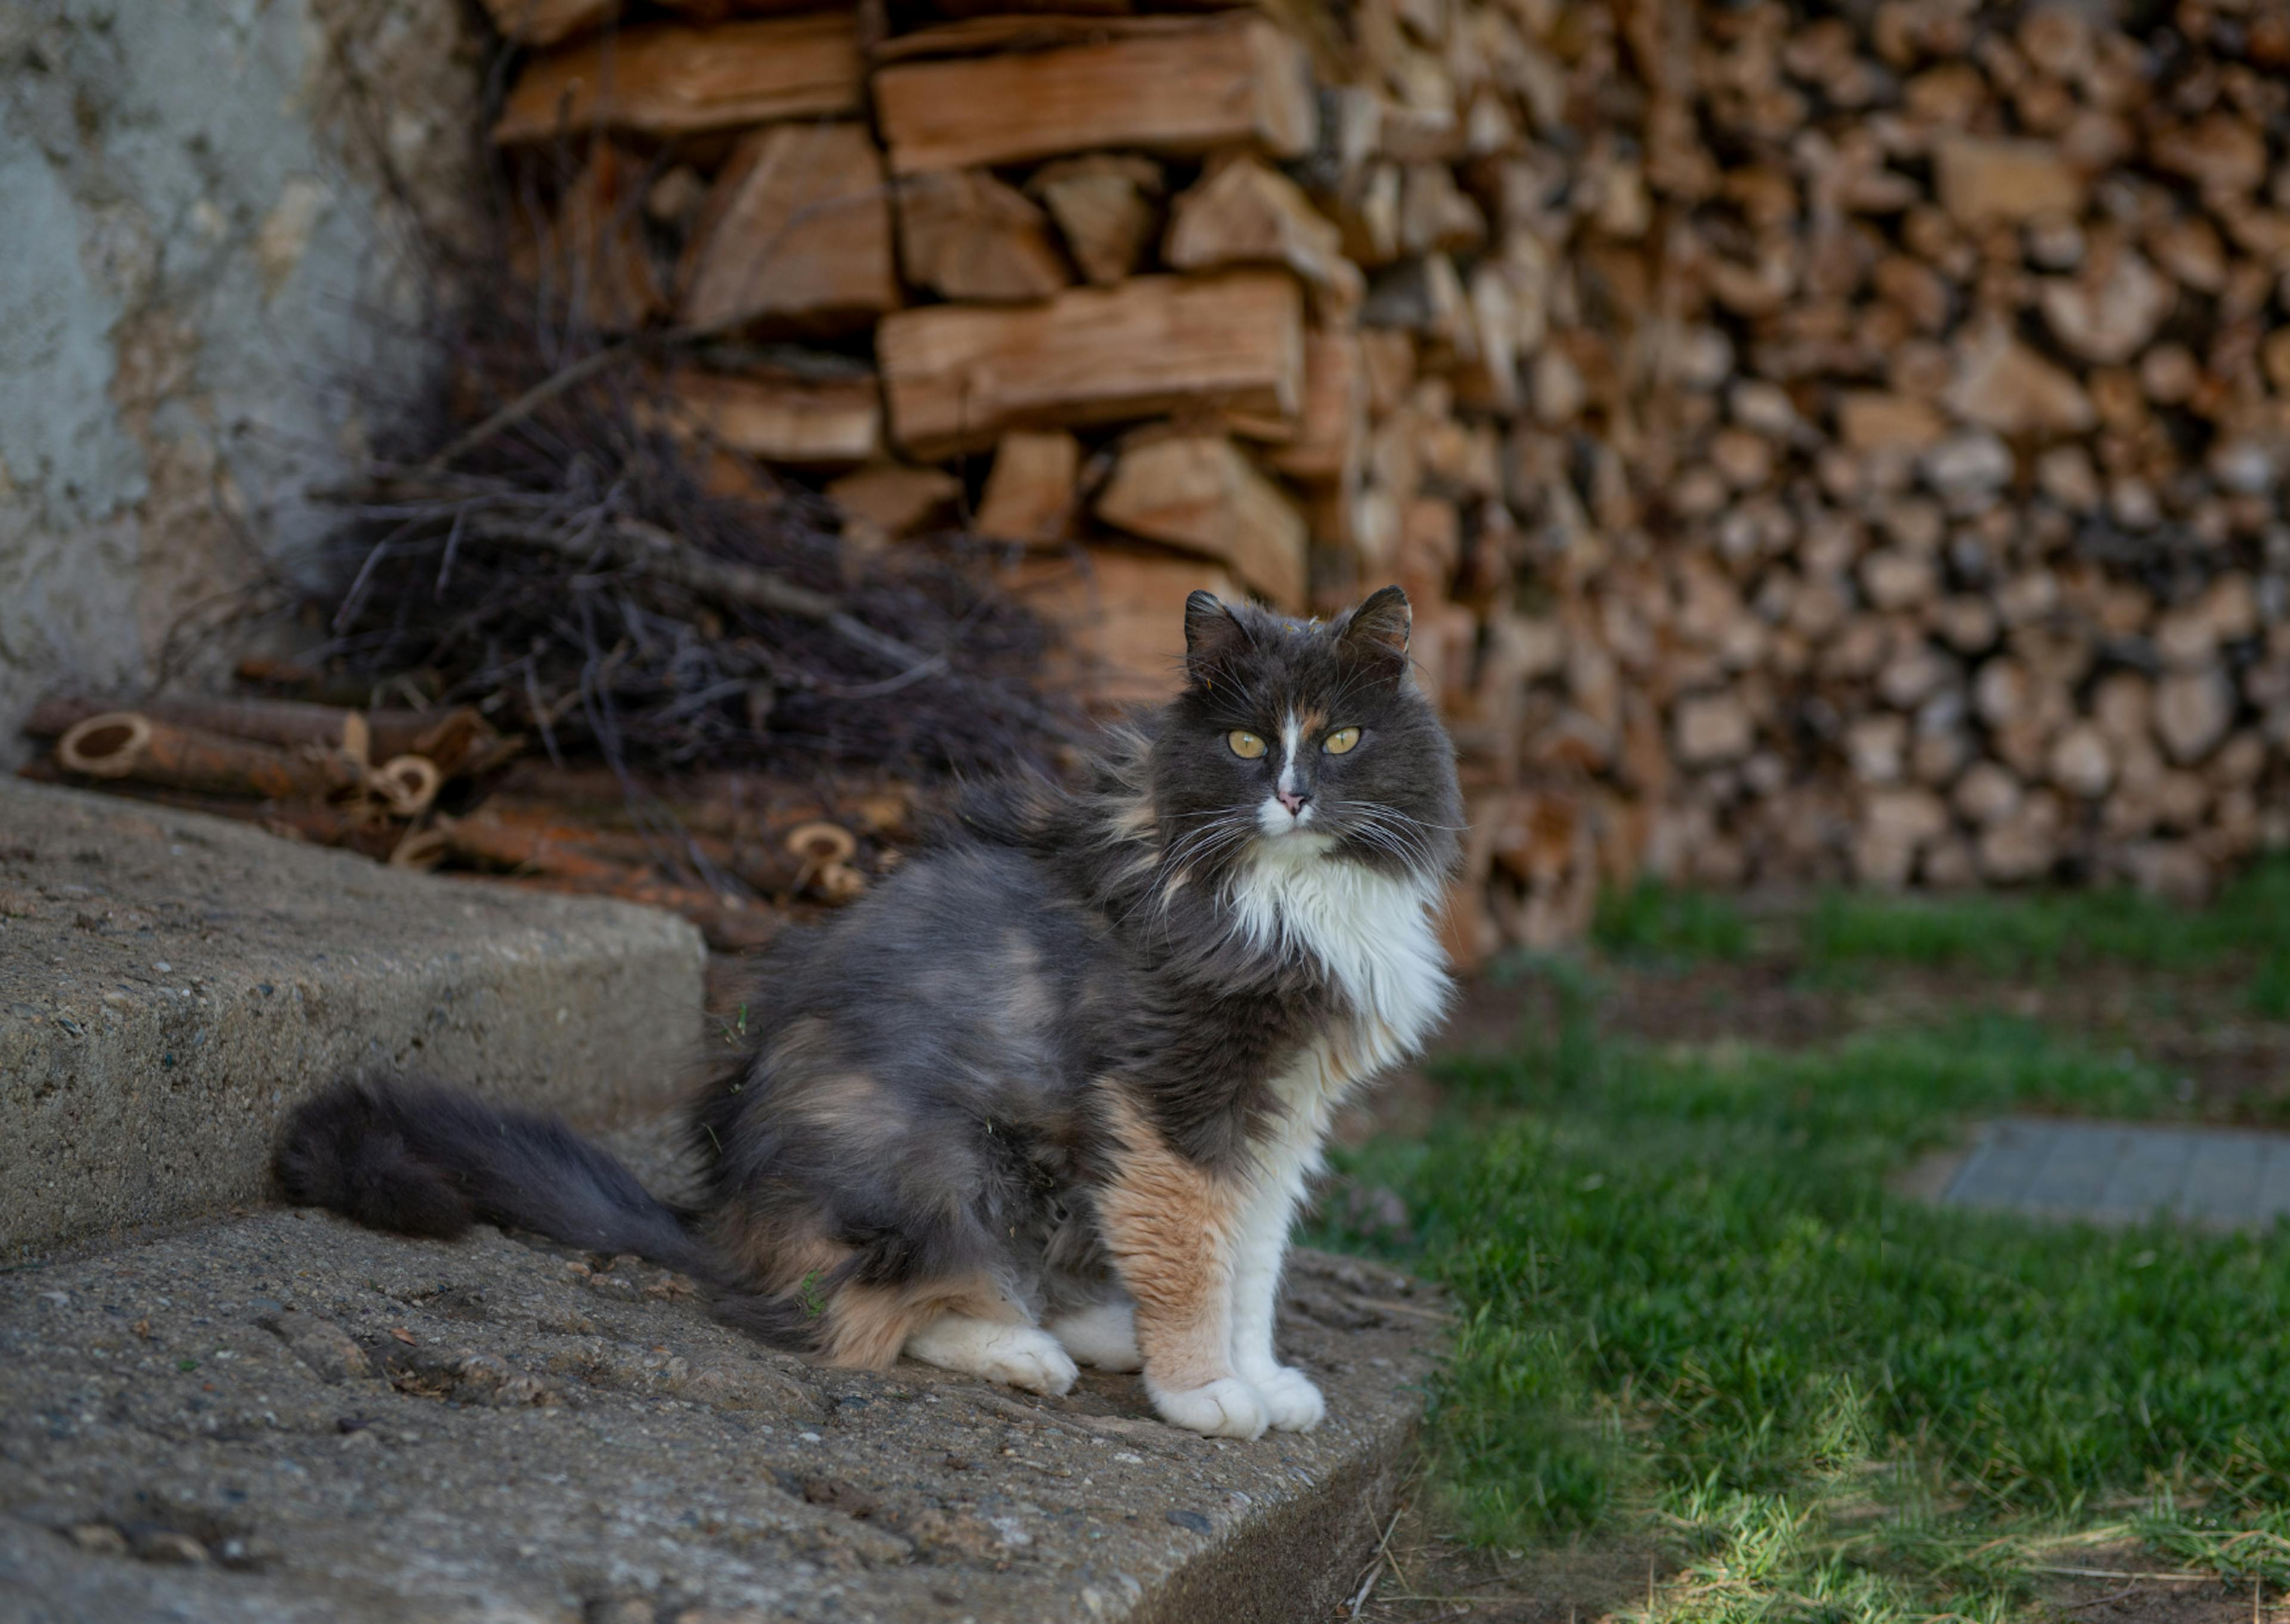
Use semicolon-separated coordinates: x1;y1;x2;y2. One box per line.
0;1176;1437;1623
0;779;707;1259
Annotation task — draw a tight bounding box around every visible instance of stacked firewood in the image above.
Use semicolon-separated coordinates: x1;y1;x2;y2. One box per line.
1517;0;2290;912
16;691;910;952
481;0;2290;957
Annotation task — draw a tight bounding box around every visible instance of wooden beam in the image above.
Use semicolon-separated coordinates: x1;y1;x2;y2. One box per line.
493;14;862;144
872;16;1316;173
877;270;1305;458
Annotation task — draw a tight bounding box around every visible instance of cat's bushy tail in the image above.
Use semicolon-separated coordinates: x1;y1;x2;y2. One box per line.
273;1077;719;1280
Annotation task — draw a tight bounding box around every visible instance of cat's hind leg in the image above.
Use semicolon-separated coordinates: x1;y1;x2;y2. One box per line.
1046;1298;1144;1371
903;1313;1079;1396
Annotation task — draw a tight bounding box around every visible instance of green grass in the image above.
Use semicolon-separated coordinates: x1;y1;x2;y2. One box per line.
1800;859;2290;978
1592;861;2290;1015
1316;989;2290;1619
1594;880;1752;963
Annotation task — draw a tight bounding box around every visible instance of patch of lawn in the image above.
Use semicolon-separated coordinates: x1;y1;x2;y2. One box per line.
1318;994;2290;1618
1593;880;1751;963
1800;857;2290;980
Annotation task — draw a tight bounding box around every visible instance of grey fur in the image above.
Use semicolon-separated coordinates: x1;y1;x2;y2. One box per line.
280;587;1463;1371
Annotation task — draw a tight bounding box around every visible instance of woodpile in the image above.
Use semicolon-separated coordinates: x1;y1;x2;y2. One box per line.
490;0;2290;958
18;690;914;952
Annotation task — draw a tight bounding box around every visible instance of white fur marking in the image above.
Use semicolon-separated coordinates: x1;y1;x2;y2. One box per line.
1228;1084;1330;1430
1047;1300;1143;1371
1228;846;1451;1075
904;1315;1078;1395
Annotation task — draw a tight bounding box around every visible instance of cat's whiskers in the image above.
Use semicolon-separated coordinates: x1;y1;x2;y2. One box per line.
1325;802;1447;873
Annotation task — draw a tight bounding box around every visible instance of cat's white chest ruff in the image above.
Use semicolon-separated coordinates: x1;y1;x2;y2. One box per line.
1230;846;1452;1084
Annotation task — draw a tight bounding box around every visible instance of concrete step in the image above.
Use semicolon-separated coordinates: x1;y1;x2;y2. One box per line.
0;779;707;1261
1;780;1445;1623
0;1108;1438;1623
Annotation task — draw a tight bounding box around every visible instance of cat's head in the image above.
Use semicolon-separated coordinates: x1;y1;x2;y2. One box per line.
1149;586;1463;884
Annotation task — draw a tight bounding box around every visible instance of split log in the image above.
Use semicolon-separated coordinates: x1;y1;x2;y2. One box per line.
1398;162;1486;255
493;14;862;143
1003;546;1241;709
1163;156;1363;318
1094;434;1308;610
478;0;617;48
1261;330;1366;485
974;430;1081;545
660;367;882;469
1028;156;1163;287
894;170;1069;303
876;270;1304;458
825;463;964;540
679;122;898;336
1933;137;2088;224
871;17;1316;173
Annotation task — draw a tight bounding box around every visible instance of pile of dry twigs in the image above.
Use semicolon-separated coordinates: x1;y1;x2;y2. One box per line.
305;274;1081;783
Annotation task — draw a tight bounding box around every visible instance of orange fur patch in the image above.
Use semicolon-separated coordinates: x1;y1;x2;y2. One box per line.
824;1273;1019;1369
1093;1090;1245;1391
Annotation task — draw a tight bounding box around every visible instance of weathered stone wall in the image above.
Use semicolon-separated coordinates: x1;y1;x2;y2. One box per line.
0;0;484;765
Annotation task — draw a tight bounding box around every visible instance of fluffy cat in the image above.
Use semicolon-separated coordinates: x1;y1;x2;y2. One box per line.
276;585;1462;1438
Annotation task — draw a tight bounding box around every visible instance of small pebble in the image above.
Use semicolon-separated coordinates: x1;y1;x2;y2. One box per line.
131;1530;208;1565
67;1523;128;1555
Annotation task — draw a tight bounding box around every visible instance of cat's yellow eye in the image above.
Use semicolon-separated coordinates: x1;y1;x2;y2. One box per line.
1227;730;1267;760
1323;727;1361;755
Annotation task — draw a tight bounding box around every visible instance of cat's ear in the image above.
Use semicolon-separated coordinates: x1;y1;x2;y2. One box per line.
1183;590;1252;686
1336;585;1412;676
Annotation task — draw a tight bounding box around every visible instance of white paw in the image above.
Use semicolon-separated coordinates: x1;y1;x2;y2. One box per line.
1242;1365;1326;1431
909;1316;1081;1395
1147;1375;1268;1440
1048;1301;1144;1372
976;1327;1079;1396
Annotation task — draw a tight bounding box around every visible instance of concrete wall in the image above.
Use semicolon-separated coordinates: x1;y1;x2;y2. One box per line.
0;0;484;764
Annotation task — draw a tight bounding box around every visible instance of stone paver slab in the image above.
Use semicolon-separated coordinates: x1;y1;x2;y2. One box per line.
1941;1117;2290;1230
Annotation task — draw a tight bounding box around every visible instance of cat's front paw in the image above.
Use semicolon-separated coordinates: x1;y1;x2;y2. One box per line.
1242;1365;1326;1431
978;1327;1081;1396
1147;1375;1268;1439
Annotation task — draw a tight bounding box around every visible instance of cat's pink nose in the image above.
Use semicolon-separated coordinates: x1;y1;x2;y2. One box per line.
1277;789;1310;816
